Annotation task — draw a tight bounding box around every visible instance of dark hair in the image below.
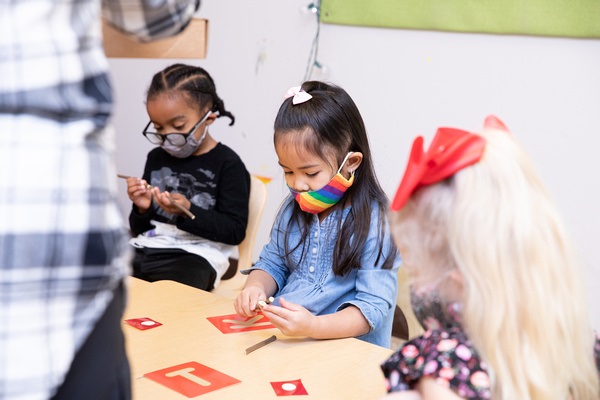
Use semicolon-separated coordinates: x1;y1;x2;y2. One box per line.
274;81;397;275
146;63;235;125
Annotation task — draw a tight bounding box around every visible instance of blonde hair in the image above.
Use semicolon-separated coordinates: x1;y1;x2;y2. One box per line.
391;127;599;399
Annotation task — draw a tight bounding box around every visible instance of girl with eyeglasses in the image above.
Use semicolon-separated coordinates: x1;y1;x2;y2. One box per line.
124;63;250;291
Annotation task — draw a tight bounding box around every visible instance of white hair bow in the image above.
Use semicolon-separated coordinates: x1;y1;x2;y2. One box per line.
284;86;313;105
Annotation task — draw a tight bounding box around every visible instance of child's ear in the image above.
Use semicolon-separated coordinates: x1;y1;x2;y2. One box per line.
346;152;363;174
205;112;218;125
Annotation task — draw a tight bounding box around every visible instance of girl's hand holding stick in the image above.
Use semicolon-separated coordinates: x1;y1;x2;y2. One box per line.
117;174;196;219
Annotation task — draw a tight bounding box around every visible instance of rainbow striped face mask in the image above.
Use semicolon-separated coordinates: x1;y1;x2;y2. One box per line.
288;153;354;214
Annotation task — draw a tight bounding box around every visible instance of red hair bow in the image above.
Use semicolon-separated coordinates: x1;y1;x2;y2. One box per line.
390;126;487;211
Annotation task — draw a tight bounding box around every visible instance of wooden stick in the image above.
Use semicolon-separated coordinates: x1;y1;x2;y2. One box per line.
117;174;196;220
256;296;275;310
245;335;277;355
166;194;196;220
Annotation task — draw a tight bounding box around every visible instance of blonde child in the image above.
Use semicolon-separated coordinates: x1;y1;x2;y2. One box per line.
381;116;600;399
125;64;250;291
234;82;401;348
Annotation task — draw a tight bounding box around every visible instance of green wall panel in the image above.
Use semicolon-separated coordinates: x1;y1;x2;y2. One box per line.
320;0;600;38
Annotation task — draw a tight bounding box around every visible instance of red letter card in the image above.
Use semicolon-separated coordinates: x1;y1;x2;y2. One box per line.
124;317;162;330
207;312;275;334
144;361;240;397
270;379;309;396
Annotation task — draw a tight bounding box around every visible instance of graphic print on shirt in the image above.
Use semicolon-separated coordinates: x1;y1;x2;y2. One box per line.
150;166;216;220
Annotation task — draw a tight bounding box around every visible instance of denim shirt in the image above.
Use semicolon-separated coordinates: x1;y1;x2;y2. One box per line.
243;197;401;348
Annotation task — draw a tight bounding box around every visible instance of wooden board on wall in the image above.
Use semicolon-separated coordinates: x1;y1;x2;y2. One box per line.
103;18;208;59
320;0;600;38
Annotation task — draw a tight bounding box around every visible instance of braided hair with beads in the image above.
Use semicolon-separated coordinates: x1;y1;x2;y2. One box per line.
146;63;235;126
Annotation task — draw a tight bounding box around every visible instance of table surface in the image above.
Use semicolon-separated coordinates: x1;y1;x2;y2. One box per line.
123;277;394;399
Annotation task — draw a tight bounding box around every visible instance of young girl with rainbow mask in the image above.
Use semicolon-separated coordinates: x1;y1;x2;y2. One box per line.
234;81;401;348
124;64;250;292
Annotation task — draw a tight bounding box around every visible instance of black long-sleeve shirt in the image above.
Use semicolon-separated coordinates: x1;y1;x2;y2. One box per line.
129;143;250;245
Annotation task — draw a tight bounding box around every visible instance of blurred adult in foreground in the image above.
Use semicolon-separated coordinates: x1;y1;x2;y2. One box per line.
0;1;200;398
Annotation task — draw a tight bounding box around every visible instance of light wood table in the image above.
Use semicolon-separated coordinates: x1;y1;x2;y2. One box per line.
123;277;394;399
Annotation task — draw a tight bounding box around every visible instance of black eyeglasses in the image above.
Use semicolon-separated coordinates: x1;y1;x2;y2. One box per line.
142;111;211;146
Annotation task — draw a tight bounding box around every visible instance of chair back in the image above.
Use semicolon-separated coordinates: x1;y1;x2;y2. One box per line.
212;175;268;298
392;268;424;346
237;175;268;271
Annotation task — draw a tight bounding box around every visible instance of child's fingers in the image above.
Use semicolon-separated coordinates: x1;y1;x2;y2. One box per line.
164;194;195;219
159;191;180;210
234;288;262;317
261;306;302;336
128;182;152;210
234;297;255;317
140;179;151;191
260;308;285;328
255;296;274;310
260;304;288;320
134;186;151;199
127;179;147;197
168;192;185;202
153;190;173;209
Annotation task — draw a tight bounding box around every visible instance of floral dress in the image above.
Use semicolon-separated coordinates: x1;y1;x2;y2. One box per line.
381;288;600;399
381;326;491;399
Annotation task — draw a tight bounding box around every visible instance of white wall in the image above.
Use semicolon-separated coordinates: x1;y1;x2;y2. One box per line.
109;1;600;329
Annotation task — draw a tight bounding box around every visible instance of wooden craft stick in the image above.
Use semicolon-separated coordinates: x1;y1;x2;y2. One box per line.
245;335;277;355
165;193;196;220
117;174;151;189
256;296;275;310
117;174;196;220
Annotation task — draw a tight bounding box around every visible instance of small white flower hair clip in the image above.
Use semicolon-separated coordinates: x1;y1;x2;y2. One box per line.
284;85;313;105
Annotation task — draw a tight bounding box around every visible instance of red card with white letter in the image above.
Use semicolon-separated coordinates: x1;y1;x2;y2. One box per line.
271;379;309;396
144;361;240;397
124;317;162;330
207;312;275;334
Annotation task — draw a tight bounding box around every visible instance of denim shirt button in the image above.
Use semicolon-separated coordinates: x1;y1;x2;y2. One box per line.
309;266;315;273
312;247;317;254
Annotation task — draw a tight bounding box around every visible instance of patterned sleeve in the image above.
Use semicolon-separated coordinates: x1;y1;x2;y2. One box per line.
381;328;492;400
102;0;201;42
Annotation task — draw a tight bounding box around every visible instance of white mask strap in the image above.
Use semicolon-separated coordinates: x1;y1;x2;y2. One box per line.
196;110;212;144
336;152;354;174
